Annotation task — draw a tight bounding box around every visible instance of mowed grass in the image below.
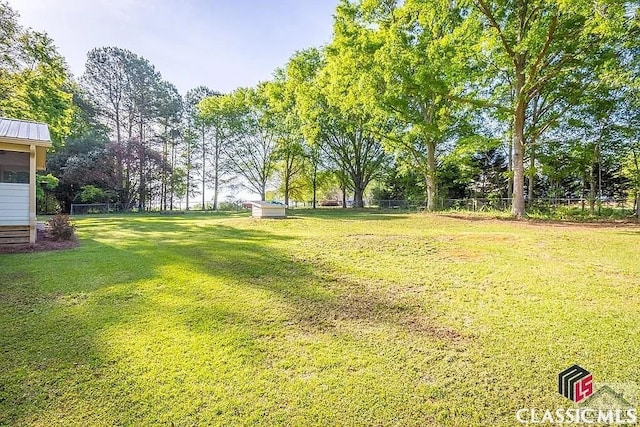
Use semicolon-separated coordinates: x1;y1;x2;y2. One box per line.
1;210;639;426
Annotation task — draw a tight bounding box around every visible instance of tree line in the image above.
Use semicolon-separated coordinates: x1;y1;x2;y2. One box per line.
1;0;639;217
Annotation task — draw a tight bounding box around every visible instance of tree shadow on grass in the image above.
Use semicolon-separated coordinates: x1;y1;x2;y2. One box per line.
439;212;640;230
289;208;410;221
615;230;640;236
438;213;516;223
0;220;465;425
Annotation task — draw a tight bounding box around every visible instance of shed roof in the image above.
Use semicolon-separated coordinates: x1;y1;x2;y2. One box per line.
250;202;286;208
0;117;52;146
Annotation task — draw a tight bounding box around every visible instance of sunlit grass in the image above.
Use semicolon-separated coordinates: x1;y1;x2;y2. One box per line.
1;210;639;426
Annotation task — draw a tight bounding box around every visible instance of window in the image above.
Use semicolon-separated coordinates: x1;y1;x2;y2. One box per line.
2;170;29;183
0;151;29;184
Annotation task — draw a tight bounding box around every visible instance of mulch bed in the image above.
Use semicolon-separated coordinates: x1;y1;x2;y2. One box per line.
0;230;78;254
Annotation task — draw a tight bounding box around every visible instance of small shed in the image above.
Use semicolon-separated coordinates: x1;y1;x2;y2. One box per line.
251;202;286;218
0;117;52;245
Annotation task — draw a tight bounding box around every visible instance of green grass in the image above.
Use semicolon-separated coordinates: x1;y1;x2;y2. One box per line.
1;210;639;426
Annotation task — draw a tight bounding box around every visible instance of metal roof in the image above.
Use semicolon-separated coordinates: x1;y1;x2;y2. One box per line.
0;117;51;143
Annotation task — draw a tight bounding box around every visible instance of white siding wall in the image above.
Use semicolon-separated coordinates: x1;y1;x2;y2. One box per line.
260;207;286;218
0;183;29;226
251;204;286;218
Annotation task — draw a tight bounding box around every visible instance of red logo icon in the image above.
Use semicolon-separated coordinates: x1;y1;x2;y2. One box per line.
559;365;593;403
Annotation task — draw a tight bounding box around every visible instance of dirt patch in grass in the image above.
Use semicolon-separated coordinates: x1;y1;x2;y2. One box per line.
0;230;78;255
288;271;467;342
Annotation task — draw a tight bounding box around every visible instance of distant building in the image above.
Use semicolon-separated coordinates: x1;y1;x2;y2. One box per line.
251;202;286;219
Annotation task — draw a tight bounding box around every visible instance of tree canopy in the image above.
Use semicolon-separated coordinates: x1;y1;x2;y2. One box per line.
3;0;639;217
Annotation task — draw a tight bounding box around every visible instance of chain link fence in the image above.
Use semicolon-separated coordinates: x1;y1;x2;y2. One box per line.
69;198;636;217
70;203;125;215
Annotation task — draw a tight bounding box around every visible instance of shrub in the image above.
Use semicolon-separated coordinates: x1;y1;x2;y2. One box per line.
47;214;77;241
217;202;239;211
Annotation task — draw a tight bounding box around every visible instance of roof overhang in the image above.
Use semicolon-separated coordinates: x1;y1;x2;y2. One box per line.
0;138;52;148
0;118;53;171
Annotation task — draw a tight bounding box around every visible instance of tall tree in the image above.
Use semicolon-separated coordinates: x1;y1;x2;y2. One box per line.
82;47;135;207
201;86;278;201
185;86;218;209
333;0;477;210
305;6;389;208
263;72;308;206
155;80;182;210
197;94;233;210
82;47;168;210
474;0;630;217
284;48;327;208
127;54;163;211
0;1;74;145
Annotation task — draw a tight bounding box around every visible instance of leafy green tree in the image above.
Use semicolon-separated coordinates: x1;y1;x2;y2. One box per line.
82;47;173;210
78;185;109;203
474;0;630;217
619;12;640;218
196;93;234;210
82;47;138;208
262;73;308;206
341;0;478;210
0;1;74;145
283;48;327;208
36;173;59;214
308;5;390;208
185;86;219;209
201;86;279;201
155;81;182;210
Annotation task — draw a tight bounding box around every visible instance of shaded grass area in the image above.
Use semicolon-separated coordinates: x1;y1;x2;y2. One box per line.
1;210;639;426
526;204;639;221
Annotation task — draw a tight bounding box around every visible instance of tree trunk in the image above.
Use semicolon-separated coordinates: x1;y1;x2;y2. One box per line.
284;177;290;206
138;120;145;212
507;159;513;200
162;122;168;211
283;152;291;206
170;139;175;211
511;61;526;218
528;145;535;202
633;151;640;220
202;127;206;210
115;111;124;206
426;140;437;212
354;186;364;208
341;184;347;208
589;168;596;216
581;178;586;212
597;141;602;216
186;142;190;211
507;131;513;201
213;126;220;210
312;165;317;209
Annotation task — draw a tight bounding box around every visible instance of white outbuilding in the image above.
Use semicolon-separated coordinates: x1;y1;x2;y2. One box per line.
251;202;286;219
0;117;52;245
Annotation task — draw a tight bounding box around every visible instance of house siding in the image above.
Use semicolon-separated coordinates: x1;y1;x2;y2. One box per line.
0;183;29;226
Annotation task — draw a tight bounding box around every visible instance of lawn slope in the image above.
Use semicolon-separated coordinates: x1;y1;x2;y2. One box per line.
1;211;639;426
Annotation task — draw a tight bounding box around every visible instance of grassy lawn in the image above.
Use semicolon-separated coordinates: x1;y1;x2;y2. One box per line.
1;210;639;426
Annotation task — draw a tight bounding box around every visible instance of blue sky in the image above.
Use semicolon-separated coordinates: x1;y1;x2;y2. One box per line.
9;0;338;94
